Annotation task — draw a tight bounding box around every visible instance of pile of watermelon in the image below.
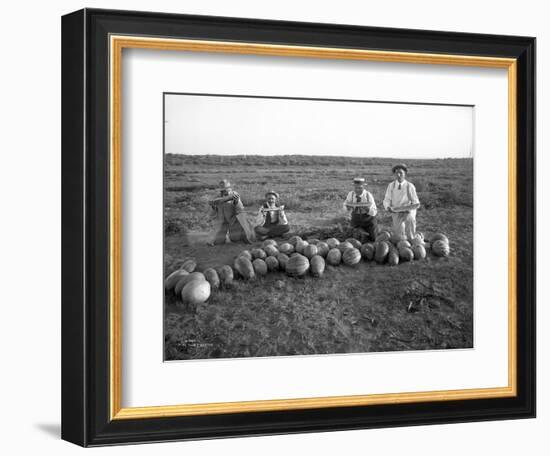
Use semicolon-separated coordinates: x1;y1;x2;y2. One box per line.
165;232;451;305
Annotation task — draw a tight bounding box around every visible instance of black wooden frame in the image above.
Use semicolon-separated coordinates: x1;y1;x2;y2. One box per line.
61;8;536;447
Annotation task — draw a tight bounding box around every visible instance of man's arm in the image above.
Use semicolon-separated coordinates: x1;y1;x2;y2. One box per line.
367;192;377;215
343;191;353;212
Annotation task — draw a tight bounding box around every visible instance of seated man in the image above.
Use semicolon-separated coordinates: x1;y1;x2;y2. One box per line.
254;190;290;241
343;177;379;242
383;163;421;241
208;179;255;245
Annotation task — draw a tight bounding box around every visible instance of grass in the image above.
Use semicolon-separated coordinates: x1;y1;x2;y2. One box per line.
164;154;473;360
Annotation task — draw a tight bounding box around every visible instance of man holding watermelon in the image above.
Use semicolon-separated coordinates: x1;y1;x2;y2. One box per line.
383;164;421;241
207;179;256;245
254;190;290;240
343;177;379;242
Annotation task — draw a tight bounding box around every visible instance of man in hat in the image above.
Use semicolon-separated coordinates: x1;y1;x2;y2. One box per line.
343;177;379;242
254;190;290;240
208;179;256;245
383;164;421;240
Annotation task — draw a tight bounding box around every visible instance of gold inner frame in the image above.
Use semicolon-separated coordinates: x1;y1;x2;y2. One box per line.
109;35;517;420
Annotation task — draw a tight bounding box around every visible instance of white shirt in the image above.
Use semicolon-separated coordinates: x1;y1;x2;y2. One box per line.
343;189;377;216
383;179;420;211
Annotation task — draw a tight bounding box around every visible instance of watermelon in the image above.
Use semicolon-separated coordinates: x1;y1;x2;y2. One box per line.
174;272;206;295
218;265;234;286
316;241;329;258
412;244;427;260
295;239;309;254
397;240;412;250
307;238;320;245
262;239;278;248
399;247;414;262
276;253;290;271
346;238;362;249
239;250;253;261
375;231;391;243
180;280;211;305
360;243;375;261
286;254;310;277
263;245;279;257
203;268;220;289
337;241;354;252
326;248;342;266
431;233;449;245
388;250;400;266
390;233;407;245
326;238;340;249
303;244;318;259
310;255;326;277
251;248;267;260
288;235;303;247
342;248;361;266
234;256;255;279
252;258;268;276
164;269;189;290
179;259;196;273
432;240;450;257
279;243;294;255
375;241;390;263
265;256;279;272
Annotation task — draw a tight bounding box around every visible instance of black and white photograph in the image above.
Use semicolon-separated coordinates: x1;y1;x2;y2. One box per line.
163;93;473;361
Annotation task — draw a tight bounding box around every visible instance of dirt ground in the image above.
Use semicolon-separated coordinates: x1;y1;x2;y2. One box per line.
164;155;473;360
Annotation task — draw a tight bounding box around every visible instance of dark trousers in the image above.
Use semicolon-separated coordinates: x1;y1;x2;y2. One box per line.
254;223;290;238
350;212;378;241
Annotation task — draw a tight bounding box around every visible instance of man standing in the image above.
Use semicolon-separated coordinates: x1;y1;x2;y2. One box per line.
383;164;421;241
254;190;290;240
343;177;378;242
208;179;255;245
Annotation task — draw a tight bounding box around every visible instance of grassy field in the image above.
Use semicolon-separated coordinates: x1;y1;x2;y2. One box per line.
164;154;473;360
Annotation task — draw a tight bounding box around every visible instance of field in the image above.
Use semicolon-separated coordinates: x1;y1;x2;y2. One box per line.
164;154;473;360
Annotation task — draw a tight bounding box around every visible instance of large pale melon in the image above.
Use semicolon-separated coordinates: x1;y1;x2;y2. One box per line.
397;240;412;250
239;250;253;261
203;268;220;289
342;248;361;266
262;239;278;248
310;255;326;277
181;280;211;305
326;248;342;266
179;259;196;273
325;238;340;249
286;254;310;277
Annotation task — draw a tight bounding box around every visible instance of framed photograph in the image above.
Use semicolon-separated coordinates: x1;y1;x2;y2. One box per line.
61;8;536;447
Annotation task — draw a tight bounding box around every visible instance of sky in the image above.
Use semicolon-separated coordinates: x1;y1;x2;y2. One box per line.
164;94;473;159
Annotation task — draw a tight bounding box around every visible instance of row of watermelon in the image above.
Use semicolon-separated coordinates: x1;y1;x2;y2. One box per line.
164;232;451;305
